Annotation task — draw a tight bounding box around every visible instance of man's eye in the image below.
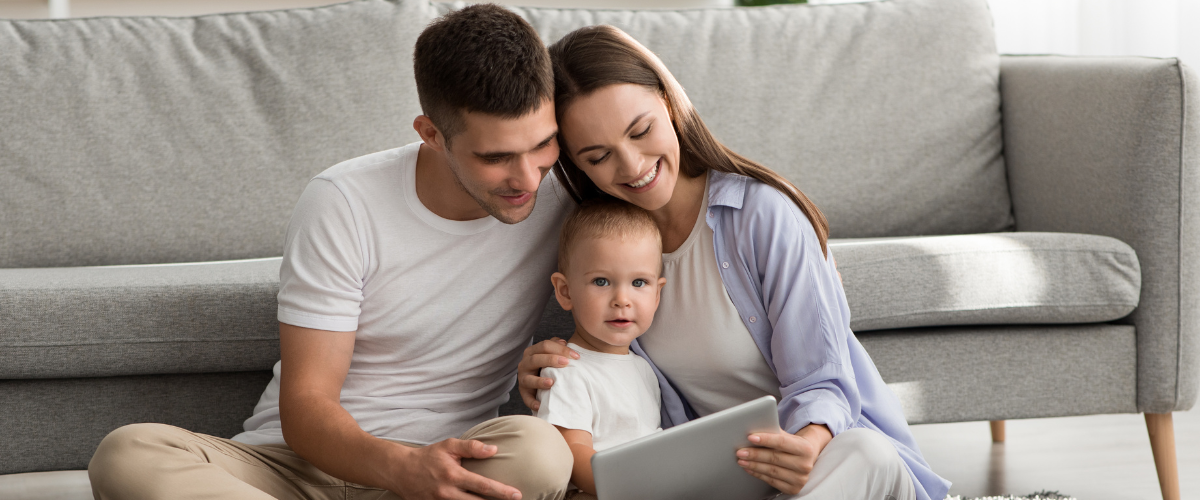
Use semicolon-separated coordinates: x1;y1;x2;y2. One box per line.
592;278;610;286
632;279;648;287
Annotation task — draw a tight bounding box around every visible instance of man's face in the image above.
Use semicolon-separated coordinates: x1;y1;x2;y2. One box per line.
443;100;560;224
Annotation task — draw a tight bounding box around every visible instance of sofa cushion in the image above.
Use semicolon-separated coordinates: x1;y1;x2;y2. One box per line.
0;0;438;268
503;0;1011;238
0;233;1139;379
0;258;281;379
833;232;1141;331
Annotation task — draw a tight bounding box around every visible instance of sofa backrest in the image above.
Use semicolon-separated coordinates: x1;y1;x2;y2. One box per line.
502;0;1011;238
0;0;1010;268
0;0;438;268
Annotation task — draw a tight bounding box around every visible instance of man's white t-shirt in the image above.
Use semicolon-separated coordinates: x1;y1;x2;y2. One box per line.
233;142;571;446
535;343;662;451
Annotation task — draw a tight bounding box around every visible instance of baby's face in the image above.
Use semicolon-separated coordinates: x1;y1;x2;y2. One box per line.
558;233;665;351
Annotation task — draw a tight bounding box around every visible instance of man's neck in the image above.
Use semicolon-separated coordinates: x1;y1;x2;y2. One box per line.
414;143;490;221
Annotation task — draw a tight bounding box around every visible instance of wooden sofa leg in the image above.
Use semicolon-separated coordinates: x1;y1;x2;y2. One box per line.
1145;413;1181;500
989;420;1005;443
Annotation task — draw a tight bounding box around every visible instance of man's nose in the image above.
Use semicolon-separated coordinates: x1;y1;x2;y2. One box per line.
510;154;543;192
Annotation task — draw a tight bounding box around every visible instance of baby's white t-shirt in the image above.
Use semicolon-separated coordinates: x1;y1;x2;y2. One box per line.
536;343;663;451
233;142;571;446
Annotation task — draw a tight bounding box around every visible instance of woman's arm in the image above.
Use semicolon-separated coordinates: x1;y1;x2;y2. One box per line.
556;427;598;494
719;179;862;493
733;181;861;435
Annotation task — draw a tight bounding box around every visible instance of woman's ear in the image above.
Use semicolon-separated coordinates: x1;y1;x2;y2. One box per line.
551;272;573;311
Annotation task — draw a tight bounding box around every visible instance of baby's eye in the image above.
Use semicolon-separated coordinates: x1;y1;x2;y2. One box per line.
632;279;648;287
592;277;610;287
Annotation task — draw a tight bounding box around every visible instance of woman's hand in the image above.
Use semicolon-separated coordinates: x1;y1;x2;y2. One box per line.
516;338;579;412
736;424;834;495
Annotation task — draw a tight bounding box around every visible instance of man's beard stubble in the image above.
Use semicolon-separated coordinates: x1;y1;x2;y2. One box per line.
445;157;538;225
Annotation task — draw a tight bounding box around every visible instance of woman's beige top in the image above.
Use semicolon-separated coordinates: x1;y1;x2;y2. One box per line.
638;184;781;417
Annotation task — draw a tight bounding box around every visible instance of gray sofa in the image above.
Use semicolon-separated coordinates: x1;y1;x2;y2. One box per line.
1;0;1195;498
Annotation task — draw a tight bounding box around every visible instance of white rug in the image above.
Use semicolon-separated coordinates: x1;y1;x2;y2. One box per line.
946;492;1076;500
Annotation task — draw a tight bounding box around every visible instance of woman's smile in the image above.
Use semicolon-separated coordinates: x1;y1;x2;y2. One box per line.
623;159;661;191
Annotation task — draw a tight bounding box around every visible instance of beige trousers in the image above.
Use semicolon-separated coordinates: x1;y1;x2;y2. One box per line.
88;415;573;500
566;428;915;500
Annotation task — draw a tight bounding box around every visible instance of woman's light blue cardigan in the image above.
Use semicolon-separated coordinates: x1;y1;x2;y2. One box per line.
629;170;951;500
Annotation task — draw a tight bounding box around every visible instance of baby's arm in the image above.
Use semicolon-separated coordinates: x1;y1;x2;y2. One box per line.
555;426;598;494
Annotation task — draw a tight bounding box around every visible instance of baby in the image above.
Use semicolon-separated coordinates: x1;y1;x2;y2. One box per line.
536;199;666;498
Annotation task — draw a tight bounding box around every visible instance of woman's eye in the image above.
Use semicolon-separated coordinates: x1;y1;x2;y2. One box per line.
632;279;648;287
592;277;610;286
586;152;609;166
632;124;652;139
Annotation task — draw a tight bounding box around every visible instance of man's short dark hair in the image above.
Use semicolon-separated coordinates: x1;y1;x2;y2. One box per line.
414;4;553;144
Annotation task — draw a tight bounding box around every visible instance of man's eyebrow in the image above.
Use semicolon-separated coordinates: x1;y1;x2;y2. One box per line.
473;130;559;160
576;111;651;156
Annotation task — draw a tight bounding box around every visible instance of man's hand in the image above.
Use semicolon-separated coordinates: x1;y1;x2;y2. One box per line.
390;438;521;500
517;338;579;412
735;424;833;495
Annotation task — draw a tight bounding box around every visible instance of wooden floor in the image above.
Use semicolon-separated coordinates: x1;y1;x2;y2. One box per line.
910;409;1200;499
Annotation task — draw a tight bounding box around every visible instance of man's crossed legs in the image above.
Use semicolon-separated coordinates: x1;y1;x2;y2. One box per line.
88;415;572;500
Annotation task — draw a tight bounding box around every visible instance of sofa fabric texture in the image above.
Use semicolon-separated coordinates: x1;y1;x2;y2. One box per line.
0;0;1011;271
0;259;280;379
1;236;1141;380
833;232;1140;332
496;0;1013;239
0;0;437;268
859;324;1138;424
1001;56;1200;412
0;372;273;475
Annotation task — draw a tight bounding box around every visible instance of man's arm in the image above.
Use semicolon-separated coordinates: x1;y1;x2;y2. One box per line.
278;322;522;500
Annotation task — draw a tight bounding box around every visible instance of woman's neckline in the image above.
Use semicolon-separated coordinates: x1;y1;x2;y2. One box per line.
662;175;711;262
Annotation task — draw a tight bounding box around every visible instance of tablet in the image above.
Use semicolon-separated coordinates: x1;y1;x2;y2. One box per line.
590;395;782;500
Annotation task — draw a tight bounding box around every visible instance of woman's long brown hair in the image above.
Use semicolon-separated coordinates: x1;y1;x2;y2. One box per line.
549;25;830;255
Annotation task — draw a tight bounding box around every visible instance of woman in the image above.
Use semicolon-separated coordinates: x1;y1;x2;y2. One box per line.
518;25;950;500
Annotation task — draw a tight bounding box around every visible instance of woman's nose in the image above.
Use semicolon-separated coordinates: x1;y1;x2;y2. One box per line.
615;146;643;178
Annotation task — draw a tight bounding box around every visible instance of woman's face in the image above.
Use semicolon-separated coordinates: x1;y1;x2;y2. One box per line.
559;83;681;212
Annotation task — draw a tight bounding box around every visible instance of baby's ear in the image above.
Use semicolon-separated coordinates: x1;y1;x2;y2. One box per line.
551;272;573;311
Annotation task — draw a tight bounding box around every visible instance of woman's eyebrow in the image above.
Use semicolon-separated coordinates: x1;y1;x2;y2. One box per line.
575;111;651;156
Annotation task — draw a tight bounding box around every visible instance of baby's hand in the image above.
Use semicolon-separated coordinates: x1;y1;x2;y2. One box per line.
518;338;579;411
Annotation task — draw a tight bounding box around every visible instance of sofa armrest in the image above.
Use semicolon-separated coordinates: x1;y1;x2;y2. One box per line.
1000;55;1200;413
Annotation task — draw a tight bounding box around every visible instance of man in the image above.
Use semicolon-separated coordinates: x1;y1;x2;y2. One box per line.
88;5;574;499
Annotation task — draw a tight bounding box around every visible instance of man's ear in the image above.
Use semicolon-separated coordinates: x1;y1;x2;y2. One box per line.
551;272;573;311
413;115;447;153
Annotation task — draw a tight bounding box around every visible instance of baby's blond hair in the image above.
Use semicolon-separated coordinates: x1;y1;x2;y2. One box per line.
558;198;662;274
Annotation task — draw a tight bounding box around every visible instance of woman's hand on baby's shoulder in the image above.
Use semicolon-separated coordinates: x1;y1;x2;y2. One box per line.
517;338;580;412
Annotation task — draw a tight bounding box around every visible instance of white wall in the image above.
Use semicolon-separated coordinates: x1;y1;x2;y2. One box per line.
0;0;730;18
986;0;1199;65
2;0;1196;66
